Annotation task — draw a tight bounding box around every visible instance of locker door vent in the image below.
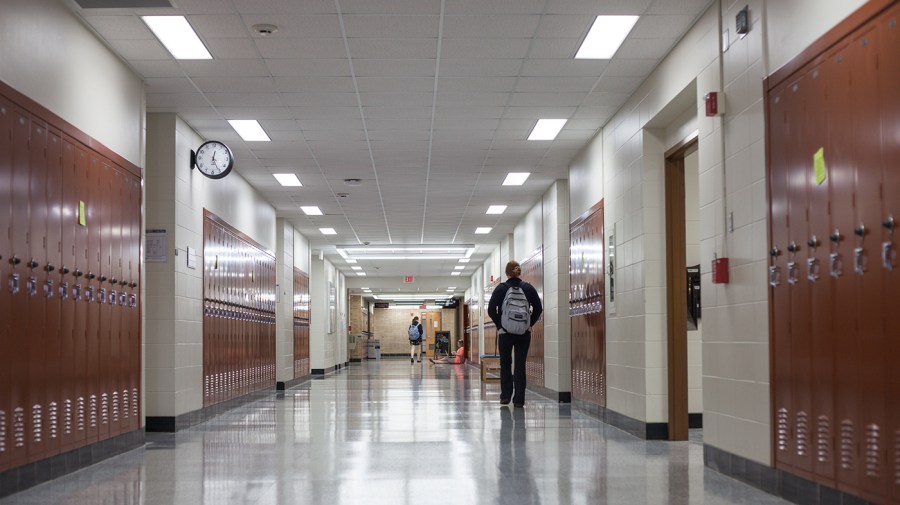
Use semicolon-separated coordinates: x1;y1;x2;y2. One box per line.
131;388;138;418
797;411;810;456
841;420;855;470
122;390;129;419
894;430;900;485
865;423;881;478
817;415;832;462
777;407;790;451
76;397;85;432
31;405;43;443
13;407;24;448
63;399;72;435
0;410;6;452
112;391;119;423
48;402;57;439
89;395;97;428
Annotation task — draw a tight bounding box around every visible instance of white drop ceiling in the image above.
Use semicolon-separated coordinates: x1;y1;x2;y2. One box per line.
66;0;711;293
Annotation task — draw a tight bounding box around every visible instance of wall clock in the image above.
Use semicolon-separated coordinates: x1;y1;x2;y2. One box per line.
191;140;234;179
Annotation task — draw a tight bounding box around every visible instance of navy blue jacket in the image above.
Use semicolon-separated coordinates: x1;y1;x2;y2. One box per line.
487;277;543;333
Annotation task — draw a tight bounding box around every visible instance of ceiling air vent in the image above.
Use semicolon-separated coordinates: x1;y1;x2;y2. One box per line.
74;0;173;7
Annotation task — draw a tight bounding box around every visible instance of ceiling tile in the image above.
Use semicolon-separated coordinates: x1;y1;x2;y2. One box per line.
442;15;540;38
342;15;439;38
108;39;169;60
440;59;522;77
353;59;436;77
631;14;697;38
615;37;675;60
205;38;260;59
256;37;347;58
348;38;438;59
183;59;271;77
239;14;342;37
186;14;247;38
232;0;337;14
83;15;153;39
441;39;530;59
266;58;351;77
519;58;608;77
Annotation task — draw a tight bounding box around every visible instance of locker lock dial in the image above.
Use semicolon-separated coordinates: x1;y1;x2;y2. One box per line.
111;277;118;285
884;215;895;231
787;242;799;253
100;275;107;282
61;266;70;275
87;272;95;280
129;282;137;288
45;264;54;272
74;270;83;278
119;280;127;286
27;259;38;269
9;256;20;265
855;224;867;237
807;236;819;248
830;229;842;242
770;247;781;257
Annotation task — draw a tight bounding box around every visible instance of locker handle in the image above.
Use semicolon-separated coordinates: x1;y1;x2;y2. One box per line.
8;273;20;294
45;264;54;272
884;215;895;231
855;224;867;237
883;242;894;271
788;261;799;285
27;259;38;269
829;229;842;243
806;258;820;282
854;247;866;275
769;266;780;287
10;256;20;265
829;253;842;278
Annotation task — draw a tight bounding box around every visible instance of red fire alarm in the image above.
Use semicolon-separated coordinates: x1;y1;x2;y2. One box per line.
712;257;730;284
705;91;721;117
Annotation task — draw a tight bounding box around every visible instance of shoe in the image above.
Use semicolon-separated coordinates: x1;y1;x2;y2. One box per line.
411;358;414;363
499;398;510;405
513;403;524;408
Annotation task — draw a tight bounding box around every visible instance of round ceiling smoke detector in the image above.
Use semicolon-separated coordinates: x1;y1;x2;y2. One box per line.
343;178;362;186
252;24;278;36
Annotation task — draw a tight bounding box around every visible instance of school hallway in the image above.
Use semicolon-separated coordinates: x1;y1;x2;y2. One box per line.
0;360;787;505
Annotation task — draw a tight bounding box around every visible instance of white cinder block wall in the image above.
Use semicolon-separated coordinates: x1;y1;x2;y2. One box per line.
144;113;276;418
542;181;571;394
275;219;294;383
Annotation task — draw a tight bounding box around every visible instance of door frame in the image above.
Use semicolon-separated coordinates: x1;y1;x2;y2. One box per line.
664;134;698;441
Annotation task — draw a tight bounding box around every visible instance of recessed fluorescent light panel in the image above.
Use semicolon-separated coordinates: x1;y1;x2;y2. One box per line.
356;272;367;276
575;15;639;59
528;119;567;140
351;266;362;271
300;205;321;215
142;16;212;60
335;245;474;261
458;259;470;263
451;272;461;276
345;259;357;264
486;205;507;215
502;172;530;186
454;266;465;270
228;120;270;141
319;228;337;235
273;174;302;187
475;227;492;234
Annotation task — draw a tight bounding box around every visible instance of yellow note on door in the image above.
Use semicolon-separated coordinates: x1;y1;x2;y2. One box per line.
813;148;826;185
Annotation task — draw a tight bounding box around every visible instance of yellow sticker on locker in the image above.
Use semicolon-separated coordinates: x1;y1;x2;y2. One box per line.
813;148;826;186
79;201;86;226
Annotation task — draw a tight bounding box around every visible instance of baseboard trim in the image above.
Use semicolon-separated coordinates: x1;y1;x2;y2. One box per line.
569;399;669;440
311;365;335;375
689;413;703;429
525;383;572;403
146;386;277;432
703;444;875;505
276;374;311;391
0;429;145;499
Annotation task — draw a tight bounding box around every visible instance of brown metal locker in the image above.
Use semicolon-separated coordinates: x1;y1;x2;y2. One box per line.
95;160;113;442
522;251;544;386
877;6;900;503
58;139;78;452
71;147;90;449
107;168;124;437
0;96;13;472
849;24;889;502
84;154;102;444
801;62;837;484
9;104;32;468
41;128;63;459
767;83;795;472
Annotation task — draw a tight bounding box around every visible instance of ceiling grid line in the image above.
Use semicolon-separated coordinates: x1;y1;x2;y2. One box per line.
450;0;552;245
419;0;445;245
335;0;392;245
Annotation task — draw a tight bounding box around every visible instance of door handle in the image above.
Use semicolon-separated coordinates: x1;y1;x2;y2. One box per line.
787;261;799;285
854;247;866;275
769;265;780;287
829;253;842;278
806;257;820;282
883;241;895;271
8;273;20;294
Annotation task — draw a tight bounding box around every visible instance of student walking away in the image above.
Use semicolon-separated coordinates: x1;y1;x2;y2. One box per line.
487;260;543;407
408;316;424;363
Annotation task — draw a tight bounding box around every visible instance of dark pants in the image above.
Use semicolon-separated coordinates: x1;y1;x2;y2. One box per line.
499;331;531;404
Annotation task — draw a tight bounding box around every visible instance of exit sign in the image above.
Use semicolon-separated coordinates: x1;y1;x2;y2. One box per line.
404;276;414;283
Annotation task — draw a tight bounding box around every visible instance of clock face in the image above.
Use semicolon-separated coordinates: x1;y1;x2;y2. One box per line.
194;141;234;179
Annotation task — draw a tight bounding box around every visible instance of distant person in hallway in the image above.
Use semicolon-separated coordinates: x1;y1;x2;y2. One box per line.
408;316;424;363
488;260;543;407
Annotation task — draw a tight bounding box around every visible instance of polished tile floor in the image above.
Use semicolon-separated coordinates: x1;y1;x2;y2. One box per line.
1;360;789;505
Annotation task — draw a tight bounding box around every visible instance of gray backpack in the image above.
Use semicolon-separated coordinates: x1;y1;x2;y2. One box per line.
500;283;531;335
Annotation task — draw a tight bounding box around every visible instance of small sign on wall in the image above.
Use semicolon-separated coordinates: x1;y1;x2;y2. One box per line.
186;246;197;269
146;229;167;263
404;276;414;283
